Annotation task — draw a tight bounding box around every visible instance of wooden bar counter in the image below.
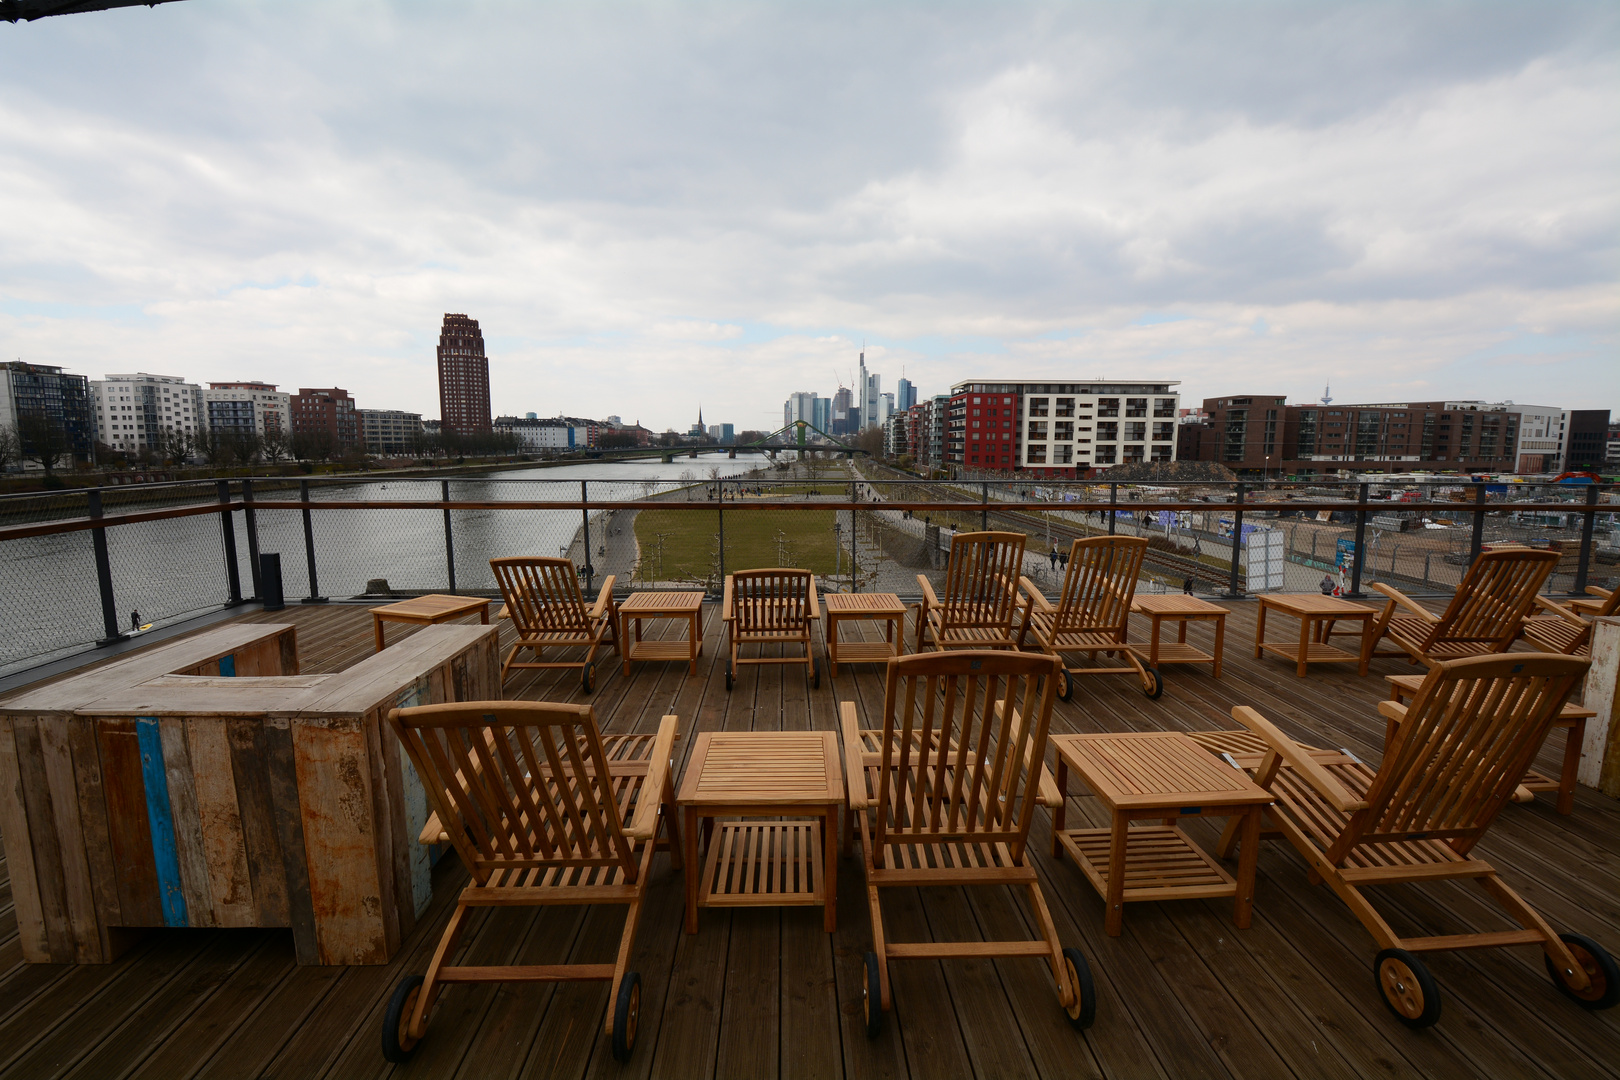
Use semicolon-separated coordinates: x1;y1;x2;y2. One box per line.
0;621;499;967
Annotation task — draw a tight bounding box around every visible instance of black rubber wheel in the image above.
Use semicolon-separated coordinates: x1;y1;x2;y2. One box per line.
381;974;424;1063
611;971;642;1062
1062;947;1097;1030
1546;933;1620;1010
1143;667;1165;700
1375;949;1441;1028
725;667;734;691
811;655;821;689
1056;668;1073;702
581;660;595;694
863;952;885;1037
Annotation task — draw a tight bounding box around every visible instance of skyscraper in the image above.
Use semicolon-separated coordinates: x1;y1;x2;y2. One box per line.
897;377;916;412
859;351;881;430
437;314;492;435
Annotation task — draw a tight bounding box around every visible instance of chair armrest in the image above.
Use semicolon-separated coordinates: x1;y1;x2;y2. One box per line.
1586;586;1614;600
627;714;680;840
806;575;820;620
1369;583;1437;622
589;576;617;620
419;813;448;845
1533;595;1588;626
494;604;511;622
1008;706;1063;808
1377;700;1408;725
840;701;868;809
917;575;940;610
721;575;735;621
1018;576;1055;614
1231;705;1367;813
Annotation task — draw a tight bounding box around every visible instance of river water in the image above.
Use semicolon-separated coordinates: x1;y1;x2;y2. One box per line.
3;458;767;676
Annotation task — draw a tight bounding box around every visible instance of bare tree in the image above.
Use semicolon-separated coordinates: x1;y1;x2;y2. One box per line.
0;423;19;473
18;413;69;474
260;429;290;464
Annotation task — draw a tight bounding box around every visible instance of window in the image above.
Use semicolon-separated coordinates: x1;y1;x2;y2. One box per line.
1153;422;1173;441
1151;445;1172;462
1055;421;1074;441
1055;445;1073;464
1154;399;1176;418
1126;398;1147;417
1027;445;1047;464
1055;398;1075;417
1094;445;1117;464
1097;422;1118;441
1029;398;1049;417
1126;422;1146;441
1028;421;1048;440
1123;444;1145;463
1097;398;1119;417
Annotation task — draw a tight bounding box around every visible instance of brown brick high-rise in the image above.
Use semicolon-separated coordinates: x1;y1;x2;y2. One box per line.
437;314;492;435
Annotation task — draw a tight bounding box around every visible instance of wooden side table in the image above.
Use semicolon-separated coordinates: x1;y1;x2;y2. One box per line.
1130;595;1229;677
370;593;490;651
1050;731;1272;936
1253;593;1376;676
676;731;843;933
620;591;705;675
823;592;907;676
1386;673;1591;815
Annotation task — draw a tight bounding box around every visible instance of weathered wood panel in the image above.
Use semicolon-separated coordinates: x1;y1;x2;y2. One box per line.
14;718;77;961
0;716;49;961
292;719;386;965
36;718;102;961
264;719;320;965
158;715;216;928
185;717;257;928
66;715;123;953
226;717;292;929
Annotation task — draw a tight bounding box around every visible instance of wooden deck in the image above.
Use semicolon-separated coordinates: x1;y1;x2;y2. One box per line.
2;599;1618;1080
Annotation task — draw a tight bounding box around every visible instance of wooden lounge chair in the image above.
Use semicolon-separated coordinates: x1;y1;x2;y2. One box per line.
382;701;680;1063
1520;584;1620;658
721;568;820;690
1362;547;1559;666
841;650;1094;1034
491;556;618;692
1219;653;1618;1028
1570;584;1614;618
915;531;1027;652
1016;534;1163;699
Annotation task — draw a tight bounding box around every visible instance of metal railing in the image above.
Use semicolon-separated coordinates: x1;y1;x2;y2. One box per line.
1;471;1613;677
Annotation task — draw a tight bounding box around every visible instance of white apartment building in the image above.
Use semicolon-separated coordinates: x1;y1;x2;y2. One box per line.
92;373;205;453
201;382;292;440
358;409;424;456
1503;404;1567;473
503;418;589;451
947;380;1181;476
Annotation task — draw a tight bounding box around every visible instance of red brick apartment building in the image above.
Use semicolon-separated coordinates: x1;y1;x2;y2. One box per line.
290;387;359;446
936;380;1181;478
1179;395;1608;476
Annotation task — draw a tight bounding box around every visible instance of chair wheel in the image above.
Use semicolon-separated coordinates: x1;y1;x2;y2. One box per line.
1375;949;1440;1028
725;668;734;691
811;655;820;689
581;661;595;694
381;974;424;1063
1143;667;1164;700
611;971;642;1062
863;951;884;1037
1056;668;1073;702
1062;947;1096;1030
1546;933;1620;1009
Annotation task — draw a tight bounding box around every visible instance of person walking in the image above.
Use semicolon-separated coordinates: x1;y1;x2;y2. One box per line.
1049;548;1059;570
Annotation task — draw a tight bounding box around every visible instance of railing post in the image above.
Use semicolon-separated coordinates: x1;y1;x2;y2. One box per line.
1225;482;1244;598
218;479;242;606
849;479;859;592
1348;482;1370;598
442;479;457;594
1574;484;1599;595
300;479;326;603
716;480;726;586
1469;482;1487;564
242;478;262;601
1108;484;1117;535
580;480;594;594
88;489;125;645
980;482;989;531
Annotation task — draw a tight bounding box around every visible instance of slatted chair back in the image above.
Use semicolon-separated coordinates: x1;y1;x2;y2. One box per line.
1051;535;1147;636
492;557;591;637
1417;549;1559;652
938;532;1027;633
872;650;1059;865
389;701;640;886
1327;653;1587;864
731;569;814;636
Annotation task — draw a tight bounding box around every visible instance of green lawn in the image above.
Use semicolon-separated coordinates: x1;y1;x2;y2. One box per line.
635;507;840;580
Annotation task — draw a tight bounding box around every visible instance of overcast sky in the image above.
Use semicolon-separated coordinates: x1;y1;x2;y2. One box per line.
1;1;1615;432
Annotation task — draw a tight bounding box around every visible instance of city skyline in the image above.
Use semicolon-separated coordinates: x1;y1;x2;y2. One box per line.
0;5;1615;432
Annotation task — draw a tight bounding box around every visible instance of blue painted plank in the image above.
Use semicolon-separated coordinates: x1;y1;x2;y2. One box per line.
135;718;189;927
218;654;236;677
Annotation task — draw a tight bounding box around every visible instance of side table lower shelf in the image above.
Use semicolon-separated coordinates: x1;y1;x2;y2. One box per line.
700;821;825;908
1056;825;1237;902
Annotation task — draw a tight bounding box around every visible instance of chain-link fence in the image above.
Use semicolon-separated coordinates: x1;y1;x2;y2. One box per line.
2;468;1613;676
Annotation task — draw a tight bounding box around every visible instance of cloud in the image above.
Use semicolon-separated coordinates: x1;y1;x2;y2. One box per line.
0;0;1614;430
